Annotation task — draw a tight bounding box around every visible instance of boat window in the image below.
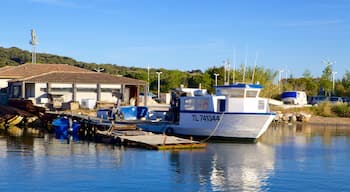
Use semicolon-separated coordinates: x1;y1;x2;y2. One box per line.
220;89;244;98
184;98;195;110
246;90;258;98
183;98;210;111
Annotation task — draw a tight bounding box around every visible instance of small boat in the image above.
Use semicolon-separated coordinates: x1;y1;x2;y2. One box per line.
5;115;24;127
52;116;81;141
97;106;149;121
138;83;276;142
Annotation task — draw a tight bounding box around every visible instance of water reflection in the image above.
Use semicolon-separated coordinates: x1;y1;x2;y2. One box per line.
1;123;350;191
169;143;275;191
261;123;350;145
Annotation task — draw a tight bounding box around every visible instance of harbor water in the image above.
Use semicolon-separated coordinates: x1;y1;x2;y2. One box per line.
1;123;350;192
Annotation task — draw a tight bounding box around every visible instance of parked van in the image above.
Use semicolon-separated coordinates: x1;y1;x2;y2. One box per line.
281;91;307;105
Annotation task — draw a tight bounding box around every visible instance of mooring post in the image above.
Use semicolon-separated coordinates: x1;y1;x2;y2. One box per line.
162;133;167;145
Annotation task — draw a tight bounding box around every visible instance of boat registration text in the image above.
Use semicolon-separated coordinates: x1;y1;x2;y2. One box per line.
192;114;220;122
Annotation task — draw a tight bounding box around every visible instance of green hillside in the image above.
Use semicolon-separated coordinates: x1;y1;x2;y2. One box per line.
2;46;349;99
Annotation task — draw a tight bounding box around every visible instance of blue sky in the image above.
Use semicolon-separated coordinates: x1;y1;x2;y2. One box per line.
0;0;349;79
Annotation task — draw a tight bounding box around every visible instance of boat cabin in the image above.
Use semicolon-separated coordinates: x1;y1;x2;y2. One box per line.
179;83;269;113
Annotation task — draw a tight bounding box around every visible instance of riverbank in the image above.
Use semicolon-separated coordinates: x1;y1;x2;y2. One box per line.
308;116;350;126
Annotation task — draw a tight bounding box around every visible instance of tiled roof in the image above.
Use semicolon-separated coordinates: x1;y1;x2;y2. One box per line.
0;66;16;72
0;63;90;78
10;71;146;85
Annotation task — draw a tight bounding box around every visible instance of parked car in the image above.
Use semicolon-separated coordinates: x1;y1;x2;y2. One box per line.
342;97;350;103
309;96;328;105
329;96;343;103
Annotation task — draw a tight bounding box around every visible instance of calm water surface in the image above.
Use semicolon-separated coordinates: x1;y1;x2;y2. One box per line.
1;123;350;192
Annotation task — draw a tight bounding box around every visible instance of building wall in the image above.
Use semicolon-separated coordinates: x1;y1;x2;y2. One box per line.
11;81;132;108
51;83;73;103
100;84;121;103
76;83;97;105
34;83;48;105
0;79;11;89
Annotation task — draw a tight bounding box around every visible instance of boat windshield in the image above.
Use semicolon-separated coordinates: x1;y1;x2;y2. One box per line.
219;89;244;98
219;89;259;98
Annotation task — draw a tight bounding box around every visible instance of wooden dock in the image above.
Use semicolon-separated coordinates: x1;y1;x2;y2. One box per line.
119;134;206;150
46;111;206;150
96;126;206;150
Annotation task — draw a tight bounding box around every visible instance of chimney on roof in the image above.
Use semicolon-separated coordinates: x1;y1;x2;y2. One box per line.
29;29;38;64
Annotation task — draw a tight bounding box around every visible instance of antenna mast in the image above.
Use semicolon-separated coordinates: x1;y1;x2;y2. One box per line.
226;59;230;85
232;49;236;84
251;52;258;83
29;29;38;64
243;47;248;82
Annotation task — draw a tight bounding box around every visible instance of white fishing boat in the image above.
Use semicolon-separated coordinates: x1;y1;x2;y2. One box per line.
138;83;276;141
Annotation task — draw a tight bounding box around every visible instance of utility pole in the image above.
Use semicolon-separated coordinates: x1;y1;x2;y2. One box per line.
29;29;38;64
156;71;162;99
332;71;337;95
214;73;219;86
278;70;284;93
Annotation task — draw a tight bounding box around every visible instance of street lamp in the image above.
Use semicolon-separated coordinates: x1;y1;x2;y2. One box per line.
332;71;337;95
156;71;162;99
214;73;219;86
278;70;284;93
147;65;150;94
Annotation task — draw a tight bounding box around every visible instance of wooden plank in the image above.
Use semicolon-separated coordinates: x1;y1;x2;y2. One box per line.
119;134;199;145
156;143;207;150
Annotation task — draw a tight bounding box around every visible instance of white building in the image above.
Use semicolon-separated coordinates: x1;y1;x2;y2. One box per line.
0;63;146;109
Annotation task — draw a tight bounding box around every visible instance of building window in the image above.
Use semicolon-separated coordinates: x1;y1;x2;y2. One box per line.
12;85;21;98
25;83;35;98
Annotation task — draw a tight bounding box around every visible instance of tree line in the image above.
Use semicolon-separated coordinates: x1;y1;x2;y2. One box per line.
1;46;350;98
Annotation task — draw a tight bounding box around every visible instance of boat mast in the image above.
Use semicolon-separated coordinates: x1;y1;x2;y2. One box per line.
243;46;248;83
232;49;236;84
251;52;258;83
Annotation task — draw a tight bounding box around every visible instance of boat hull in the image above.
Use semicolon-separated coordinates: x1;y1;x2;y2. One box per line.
6;115;24;127
138;111;276;140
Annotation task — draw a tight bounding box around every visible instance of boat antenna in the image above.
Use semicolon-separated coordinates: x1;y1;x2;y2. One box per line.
223;60;226;84
226;59;230;85
232;49;236;84
243;46;248;83
251;51;258;83
29;29;38;64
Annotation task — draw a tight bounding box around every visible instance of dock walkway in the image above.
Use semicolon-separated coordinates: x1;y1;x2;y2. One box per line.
47;111;206;150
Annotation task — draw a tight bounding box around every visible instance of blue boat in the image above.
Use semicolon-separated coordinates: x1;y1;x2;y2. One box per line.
52;117;81;141
97;106;149;120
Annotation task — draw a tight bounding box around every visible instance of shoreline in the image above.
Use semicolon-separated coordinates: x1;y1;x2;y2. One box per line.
307;116;350;126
